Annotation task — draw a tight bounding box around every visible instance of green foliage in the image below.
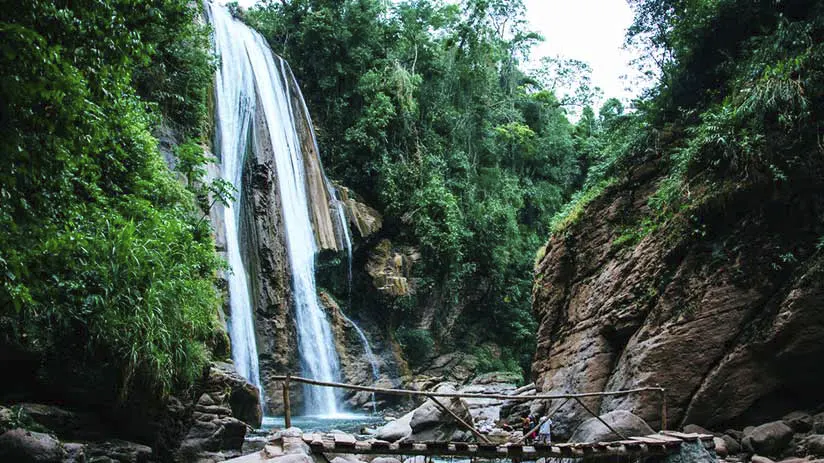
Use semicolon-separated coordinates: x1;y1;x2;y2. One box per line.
243;0;587;375
0;0;221;407
472;345;522;378
396;328;435;367
550;179;615;234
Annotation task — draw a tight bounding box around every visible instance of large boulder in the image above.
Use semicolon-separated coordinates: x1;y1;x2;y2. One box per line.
569;410;654;443
783;411;814;433
802;435;824;456
209;362;263;427
84;439;153;463
16;403;105;441
375;413;413;442
742;421;794;456
0;428;66;463
409;394;472;441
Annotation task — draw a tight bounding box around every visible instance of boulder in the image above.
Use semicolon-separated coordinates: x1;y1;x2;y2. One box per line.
209;363;263;428
784;412;814;433
752;456;777;463
84;439;153;463
374;412;413;442
803;435;824;456
714;437;729;457
722;434;742;455
0;428;66;462
814;413;824;434
268;454;314;463
726;429;745;442
17;403;104;441
683;424;713;435
370;458;402;463
409;396;472;441
743;421;794;456
569;411;654;443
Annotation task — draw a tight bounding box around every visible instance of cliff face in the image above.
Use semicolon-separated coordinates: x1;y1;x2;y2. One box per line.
532;163;824;438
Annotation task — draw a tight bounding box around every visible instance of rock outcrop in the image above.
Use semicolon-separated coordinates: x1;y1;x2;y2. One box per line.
176;362;261;461
569;410;654;443
338;187;382;239
532;164;824;437
366;240;420;297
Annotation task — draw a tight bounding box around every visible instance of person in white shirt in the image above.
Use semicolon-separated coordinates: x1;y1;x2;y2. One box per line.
537;416;552;444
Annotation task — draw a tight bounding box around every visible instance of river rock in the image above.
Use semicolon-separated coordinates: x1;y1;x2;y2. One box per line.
370;457;402;463
814;413;824;434
726;429;745;442
85;439;153;463
752;455;777;463
784;412;814;433
569;410;653;443
683;424;712;435
409;393;472;442
375;412;413;442
722;434;742;455
0;428;66;462
803;435;824;456
714;437;729;457
17;403;105;441
743;421;794;456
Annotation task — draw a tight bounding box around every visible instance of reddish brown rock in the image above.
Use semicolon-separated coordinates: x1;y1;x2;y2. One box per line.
532;171;824;438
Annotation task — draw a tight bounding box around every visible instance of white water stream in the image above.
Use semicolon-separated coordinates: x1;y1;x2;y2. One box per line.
208;3;382;416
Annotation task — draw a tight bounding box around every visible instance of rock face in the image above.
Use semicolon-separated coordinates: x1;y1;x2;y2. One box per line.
241;99;300;413
176;363;260;460
367;240;421;297
532;165;824;437
569;410;654;443
338;186;383;239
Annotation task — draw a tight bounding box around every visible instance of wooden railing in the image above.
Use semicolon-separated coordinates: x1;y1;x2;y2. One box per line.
271;374;668;443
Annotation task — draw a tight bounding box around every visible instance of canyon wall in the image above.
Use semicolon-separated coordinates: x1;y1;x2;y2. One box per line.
532;162;824;438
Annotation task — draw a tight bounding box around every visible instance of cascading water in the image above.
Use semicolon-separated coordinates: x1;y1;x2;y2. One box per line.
332;198;381;412
207;3;346;416
208;3;262;399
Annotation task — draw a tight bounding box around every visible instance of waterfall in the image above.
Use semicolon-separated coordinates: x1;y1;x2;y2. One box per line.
207;3;345;416
332;191;381;413
208;3;262;399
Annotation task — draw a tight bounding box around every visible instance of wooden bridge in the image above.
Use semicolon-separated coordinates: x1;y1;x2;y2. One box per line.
249;375;717;461
299;431;715;459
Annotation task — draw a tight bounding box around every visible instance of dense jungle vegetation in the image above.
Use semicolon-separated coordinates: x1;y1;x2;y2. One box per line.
0;0;220;414
243;0;824;376
1;0;822;414
243;0;608;375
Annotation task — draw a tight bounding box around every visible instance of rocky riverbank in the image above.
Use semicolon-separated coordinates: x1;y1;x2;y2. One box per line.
0;362;262;463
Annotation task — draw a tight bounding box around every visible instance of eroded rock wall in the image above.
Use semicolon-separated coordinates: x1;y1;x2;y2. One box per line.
532;165;824;439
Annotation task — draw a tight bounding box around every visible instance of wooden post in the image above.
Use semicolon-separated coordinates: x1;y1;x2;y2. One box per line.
283;373;292;429
660;388;668;431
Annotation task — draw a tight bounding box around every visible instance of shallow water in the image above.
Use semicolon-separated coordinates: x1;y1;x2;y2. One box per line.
260;414;385;435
